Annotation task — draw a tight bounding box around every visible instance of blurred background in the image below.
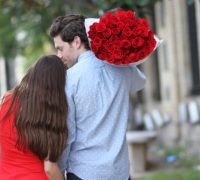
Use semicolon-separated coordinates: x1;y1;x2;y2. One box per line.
1;0;200;179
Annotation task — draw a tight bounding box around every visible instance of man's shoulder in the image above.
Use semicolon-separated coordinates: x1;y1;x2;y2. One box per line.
68;55;104;77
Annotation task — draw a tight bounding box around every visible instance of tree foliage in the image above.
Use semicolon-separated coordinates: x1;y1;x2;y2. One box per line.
0;0;166;90
0;0;196;90
0;0;86;88
0;0;197;63
92;0;162;17
0;1;63;63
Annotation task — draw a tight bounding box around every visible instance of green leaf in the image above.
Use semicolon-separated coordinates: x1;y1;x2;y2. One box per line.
124;0;135;6
136;0;151;6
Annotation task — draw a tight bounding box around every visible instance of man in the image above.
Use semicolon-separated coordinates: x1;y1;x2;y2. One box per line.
49;14;146;180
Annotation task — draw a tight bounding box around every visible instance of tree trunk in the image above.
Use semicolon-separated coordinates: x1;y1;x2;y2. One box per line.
5;60;10;90
5;59;16;90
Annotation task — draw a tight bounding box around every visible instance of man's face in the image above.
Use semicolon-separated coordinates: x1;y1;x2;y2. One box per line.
54;35;78;68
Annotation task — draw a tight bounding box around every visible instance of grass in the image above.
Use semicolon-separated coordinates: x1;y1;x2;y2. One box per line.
139;169;200;180
137;146;200;180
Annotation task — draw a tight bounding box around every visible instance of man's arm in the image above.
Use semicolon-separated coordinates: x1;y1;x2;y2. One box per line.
129;65;146;92
57;91;76;174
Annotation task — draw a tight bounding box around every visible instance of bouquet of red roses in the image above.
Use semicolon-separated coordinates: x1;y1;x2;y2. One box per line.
85;10;161;66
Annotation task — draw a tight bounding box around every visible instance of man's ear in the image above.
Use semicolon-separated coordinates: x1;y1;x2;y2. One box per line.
72;36;82;49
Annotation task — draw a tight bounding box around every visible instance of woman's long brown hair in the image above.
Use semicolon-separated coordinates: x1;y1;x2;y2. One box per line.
2;55;68;162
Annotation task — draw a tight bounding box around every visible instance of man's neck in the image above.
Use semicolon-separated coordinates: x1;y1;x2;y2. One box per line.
78;47;88;56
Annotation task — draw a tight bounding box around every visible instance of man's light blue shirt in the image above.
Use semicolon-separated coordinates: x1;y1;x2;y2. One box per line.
58;50;146;180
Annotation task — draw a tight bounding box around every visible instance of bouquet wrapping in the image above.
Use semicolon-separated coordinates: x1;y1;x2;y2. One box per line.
85;10;163;66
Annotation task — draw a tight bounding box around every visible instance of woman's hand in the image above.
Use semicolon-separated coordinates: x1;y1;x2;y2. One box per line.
44;160;64;180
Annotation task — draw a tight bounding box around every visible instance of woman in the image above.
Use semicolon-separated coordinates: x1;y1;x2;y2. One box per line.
0;55;68;180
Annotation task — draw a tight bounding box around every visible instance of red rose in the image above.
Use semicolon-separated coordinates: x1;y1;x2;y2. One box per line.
109;35;119;41
93;36;102;47
141;18;149;28
113;49;123;59
123;55;129;64
100;17;109;25
114;59;123;65
123;49;130;55
91;43;99;53
90;23;97;31
88;30;97;39
122;59;130;65
126;10;135;19
107;57;115;64
122;26;132;37
120;33;128;40
133;26;148;37
115;10;127;21
148;30;155;37
116;22;124;31
138;50;148;59
98;49;109;60
101;50;110;60
103;41;113;53
110;16;118;24
88;24;98;38
141;28;149;37
112;40;123;49
97;53;104;60
107;22;115;29
135;18;142;25
122;39;131;48
132;37;145;48
133;26;149;37
103;28;112;38
126;19;135;28
96;23;106;32
112;27;121;35
104;11;113;19
128;53;139;62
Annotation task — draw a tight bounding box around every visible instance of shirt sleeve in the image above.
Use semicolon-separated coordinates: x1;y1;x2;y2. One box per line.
129;65;146;92
57;90;76;174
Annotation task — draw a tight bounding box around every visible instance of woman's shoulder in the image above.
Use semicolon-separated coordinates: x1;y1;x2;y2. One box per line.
0;91;13;108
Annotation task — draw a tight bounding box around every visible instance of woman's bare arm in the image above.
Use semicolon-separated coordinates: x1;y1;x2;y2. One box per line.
44;160;64;180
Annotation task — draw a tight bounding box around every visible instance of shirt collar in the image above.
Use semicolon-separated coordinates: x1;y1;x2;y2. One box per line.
78;50;95;62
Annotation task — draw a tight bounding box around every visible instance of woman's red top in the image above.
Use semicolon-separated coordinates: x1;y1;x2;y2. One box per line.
0;94;48;180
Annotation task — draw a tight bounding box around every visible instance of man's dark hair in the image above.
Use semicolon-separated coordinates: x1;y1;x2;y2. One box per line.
49;14;90;50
